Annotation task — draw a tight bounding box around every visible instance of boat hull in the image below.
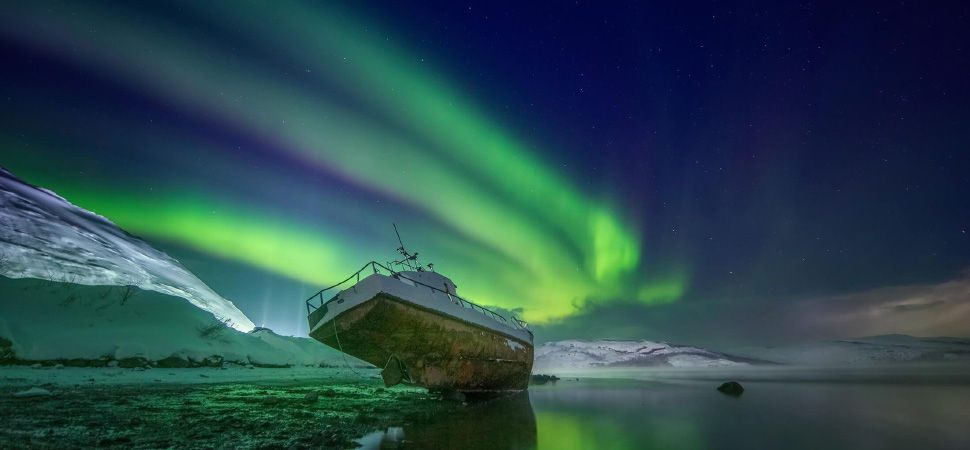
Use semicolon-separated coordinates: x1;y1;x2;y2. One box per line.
309;292;534;392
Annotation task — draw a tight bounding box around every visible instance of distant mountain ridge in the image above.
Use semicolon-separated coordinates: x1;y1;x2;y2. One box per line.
732;334;970;366
0;167;255;331
534;339;753;372
534;335;970;373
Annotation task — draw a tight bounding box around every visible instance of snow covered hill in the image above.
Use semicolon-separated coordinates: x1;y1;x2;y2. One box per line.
0;167;254;331
0;168;362;368
534;340;752;372
732;334;970;366
0;276;356;367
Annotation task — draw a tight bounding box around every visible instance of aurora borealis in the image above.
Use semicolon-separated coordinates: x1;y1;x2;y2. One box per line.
0;1;651;332
2;1;969;344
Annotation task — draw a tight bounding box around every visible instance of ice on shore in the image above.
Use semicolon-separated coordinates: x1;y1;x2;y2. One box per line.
0;365;378;388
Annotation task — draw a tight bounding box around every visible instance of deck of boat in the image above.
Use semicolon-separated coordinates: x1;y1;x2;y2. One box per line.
306;265;533;392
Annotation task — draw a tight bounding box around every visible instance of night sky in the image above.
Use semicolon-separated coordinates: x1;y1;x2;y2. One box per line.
2;1;968;347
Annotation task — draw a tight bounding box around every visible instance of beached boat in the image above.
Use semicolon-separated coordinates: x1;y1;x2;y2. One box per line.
305;231;534;392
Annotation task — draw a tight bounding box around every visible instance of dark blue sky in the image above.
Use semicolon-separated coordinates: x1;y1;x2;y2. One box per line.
363;1;970;296
2;1;968;346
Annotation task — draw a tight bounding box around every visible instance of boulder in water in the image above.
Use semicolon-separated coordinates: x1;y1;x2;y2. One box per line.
717;381;744;396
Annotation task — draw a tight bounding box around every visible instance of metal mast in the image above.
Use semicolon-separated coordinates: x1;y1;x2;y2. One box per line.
393;223;414;270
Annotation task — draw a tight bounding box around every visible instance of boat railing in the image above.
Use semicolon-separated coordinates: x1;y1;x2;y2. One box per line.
305;261;532;335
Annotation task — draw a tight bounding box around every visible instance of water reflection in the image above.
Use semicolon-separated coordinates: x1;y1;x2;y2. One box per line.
528;368;970;450
362;367;970;450
358;391;536;449
531;378;703;450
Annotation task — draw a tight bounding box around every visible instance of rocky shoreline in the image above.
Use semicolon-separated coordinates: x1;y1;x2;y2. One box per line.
1;367;464;448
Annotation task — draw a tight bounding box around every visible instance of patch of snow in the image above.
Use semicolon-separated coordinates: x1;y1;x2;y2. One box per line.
0;168;254;331
13;387;51;397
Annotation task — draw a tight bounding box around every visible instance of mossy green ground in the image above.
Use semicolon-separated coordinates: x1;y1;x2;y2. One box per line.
0;376;461;449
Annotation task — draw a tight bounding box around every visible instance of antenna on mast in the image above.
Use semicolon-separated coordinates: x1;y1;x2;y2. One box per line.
392;223;417;271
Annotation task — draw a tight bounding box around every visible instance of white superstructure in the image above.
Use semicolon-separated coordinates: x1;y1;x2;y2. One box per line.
308;270;532;345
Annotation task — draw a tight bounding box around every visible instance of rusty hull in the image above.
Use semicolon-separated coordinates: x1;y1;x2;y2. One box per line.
309;293;534;392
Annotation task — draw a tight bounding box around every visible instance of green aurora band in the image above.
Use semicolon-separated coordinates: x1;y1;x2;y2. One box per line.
1;1;687;323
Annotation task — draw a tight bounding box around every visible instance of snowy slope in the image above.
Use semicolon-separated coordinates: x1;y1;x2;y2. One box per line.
534;340;750;372
732;334;970;366
248;327;366;367
0;167;254;331
0;276;354;367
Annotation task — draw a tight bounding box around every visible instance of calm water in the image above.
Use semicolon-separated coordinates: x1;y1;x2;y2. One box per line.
360;365;970;450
